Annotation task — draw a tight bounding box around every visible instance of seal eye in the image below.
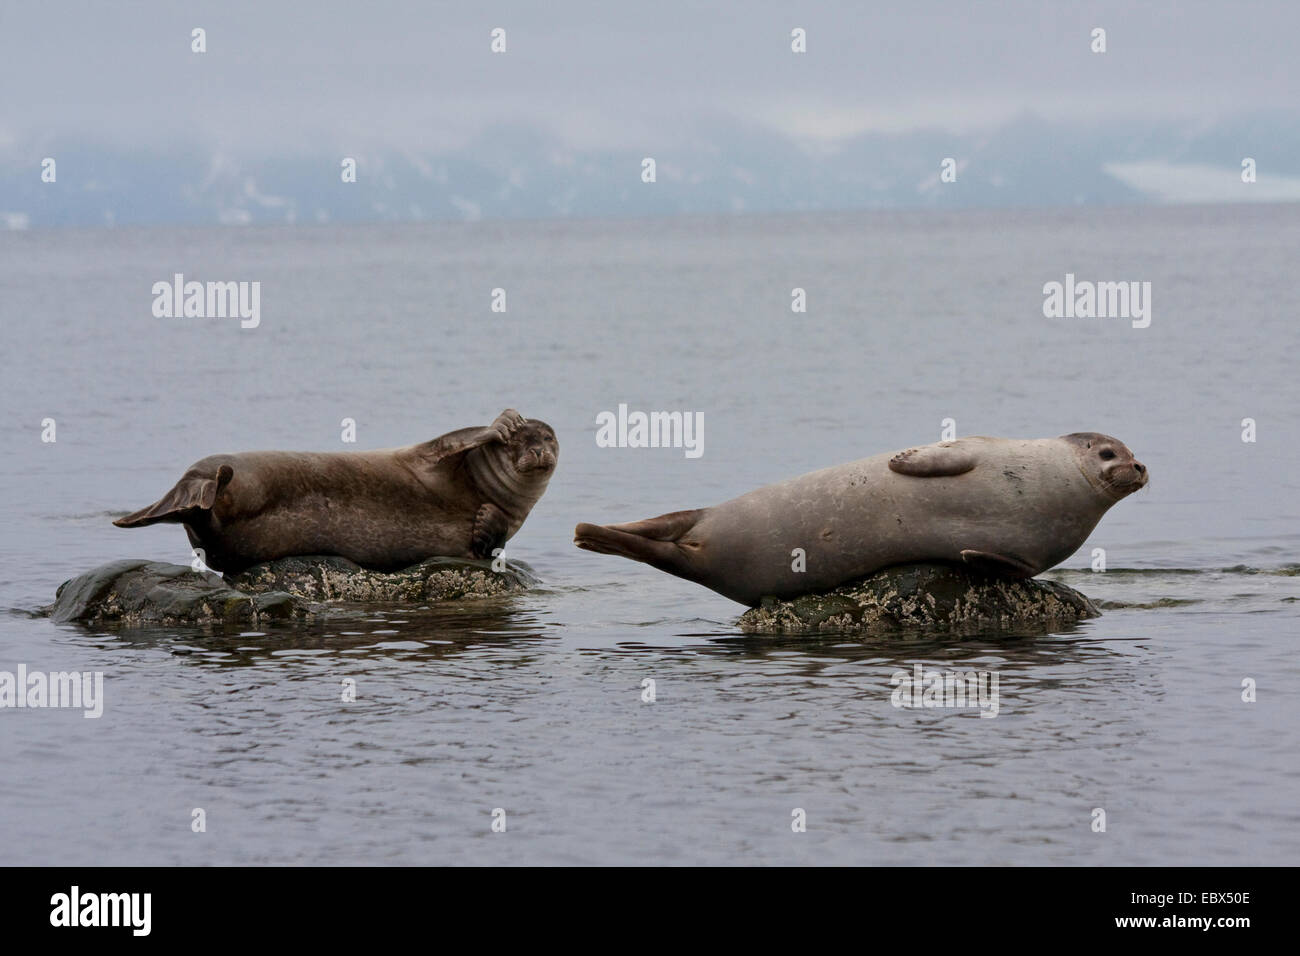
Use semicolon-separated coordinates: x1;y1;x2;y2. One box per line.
1099;449;1116;461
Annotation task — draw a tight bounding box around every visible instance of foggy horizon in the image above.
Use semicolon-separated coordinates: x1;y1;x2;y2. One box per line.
4;1;1299;225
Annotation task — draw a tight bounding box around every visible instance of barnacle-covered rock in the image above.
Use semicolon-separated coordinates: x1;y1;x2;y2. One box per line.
45;555;537;627
737;562;1098;635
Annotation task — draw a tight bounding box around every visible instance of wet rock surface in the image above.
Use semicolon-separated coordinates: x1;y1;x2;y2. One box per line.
45;555;537;627
737;562;1099;636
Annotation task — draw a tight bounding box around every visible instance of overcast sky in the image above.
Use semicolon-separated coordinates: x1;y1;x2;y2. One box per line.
3;0;1298;155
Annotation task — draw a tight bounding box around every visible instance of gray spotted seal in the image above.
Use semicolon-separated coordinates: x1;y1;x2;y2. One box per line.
115;409;557;573
574;432;1147;606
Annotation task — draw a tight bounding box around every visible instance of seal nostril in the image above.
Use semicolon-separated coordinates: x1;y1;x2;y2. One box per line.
1135;463;1146;474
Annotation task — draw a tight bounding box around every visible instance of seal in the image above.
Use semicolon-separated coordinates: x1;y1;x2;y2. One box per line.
574;432;1147;606
114;409;558;573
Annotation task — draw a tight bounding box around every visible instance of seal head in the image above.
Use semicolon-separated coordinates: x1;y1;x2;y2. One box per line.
465;418;558;519
1061;432;1148;501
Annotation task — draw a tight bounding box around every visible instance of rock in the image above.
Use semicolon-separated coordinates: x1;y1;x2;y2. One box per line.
45;555;537;627
225;555;538;603
45;559;315;627
736;562;1099;636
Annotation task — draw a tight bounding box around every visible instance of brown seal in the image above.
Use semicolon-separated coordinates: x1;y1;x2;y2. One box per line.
574;432;1147;606
114;409;558;573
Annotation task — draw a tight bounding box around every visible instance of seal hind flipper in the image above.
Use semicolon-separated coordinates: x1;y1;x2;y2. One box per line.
889;443;977;477
113;464;234;528
574;509;704;578
573;522;685;576
601;509;703;541
960;549;1037;578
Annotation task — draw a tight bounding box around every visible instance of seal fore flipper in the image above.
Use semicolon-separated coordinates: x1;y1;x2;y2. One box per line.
888;443;977;477
960;549;1037;578
470;502;511;559
113;464;234;528
418;409;526;466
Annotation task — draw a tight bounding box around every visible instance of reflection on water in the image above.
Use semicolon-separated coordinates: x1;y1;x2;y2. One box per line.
125;599;556;665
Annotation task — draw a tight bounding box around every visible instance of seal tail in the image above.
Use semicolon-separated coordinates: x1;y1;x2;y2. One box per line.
113;464;234;528
574;509;703;576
